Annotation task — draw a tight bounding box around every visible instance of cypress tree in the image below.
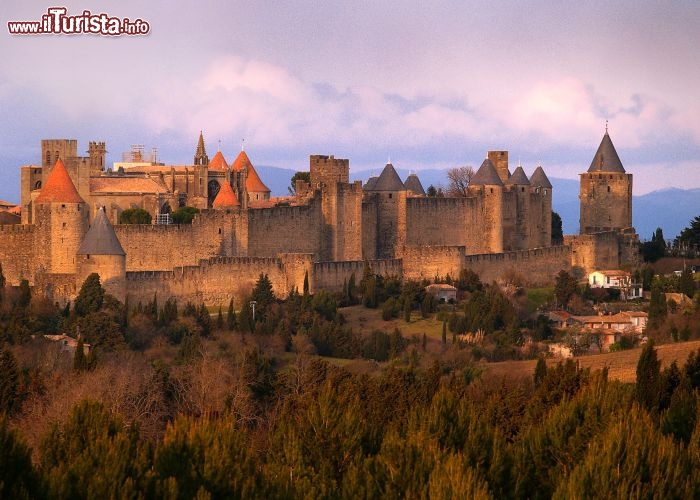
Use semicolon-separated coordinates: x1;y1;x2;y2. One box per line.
534;358;547;387
73;338;87;371
635;341;661;412
216;306;224;330
74;273;104;317
227;298;237;331
442;320;447;345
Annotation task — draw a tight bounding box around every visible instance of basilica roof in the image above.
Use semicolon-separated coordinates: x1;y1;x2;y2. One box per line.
507;166;531;185
78;207;125;256
90;177;168;194
209;151;229;171
404;173;426;195
530;166;552;189
35;159;85;204
372;163;406;191
231;151;271;193
212;180;240;208
471;159;504;186
587;131;625;173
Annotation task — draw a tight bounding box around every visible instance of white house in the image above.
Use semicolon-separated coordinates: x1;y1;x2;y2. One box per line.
588;270;643;299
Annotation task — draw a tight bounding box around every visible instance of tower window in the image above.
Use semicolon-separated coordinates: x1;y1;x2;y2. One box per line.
45;151;51;165
607;186;611;193
388;193;392;199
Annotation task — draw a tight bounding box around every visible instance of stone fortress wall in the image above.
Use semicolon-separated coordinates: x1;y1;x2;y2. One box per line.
0;131;638;306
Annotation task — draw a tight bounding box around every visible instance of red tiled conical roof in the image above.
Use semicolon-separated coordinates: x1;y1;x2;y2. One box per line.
209;151;229;171
212;180;240;208
35;159;84;204
231;151;270;193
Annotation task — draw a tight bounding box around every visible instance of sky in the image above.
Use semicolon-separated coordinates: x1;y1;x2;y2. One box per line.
2;0;700;204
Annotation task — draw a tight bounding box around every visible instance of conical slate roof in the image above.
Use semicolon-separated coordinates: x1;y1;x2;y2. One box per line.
404;173;426;195
530;166;552;188
364;176;379;191
471;159;504;186
35;159;85;204
587;132;625;173
208;151;228;171
78;207;125;256
507;166;530;185
373;163;406;191
231;151;270;193
212;180;240;208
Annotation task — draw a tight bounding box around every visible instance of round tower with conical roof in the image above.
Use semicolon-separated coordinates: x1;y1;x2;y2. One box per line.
366;162;407;258
579;129;633;234
468;158;504;253
529;165;553;248
506;165;531;250
77;206;126;300
34;159;89;275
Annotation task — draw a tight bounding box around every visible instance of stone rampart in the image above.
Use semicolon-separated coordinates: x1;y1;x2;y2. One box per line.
312;259;402;293
402;245;465;281
463;245;572;286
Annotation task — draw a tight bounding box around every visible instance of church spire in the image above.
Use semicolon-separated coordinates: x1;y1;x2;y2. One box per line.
194;131;209;166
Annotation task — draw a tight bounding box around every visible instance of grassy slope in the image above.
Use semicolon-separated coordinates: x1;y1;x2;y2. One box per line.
483;339;700;383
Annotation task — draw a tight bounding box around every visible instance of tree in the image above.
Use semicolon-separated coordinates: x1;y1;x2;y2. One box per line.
118;207;152;224
673;215;700;253
426;185;438;198
648;282;667;328
227;298;237;331
73;337;88;371
75;273;105;317
0;262;5;305
551;211;563;245
251;274;275;323
0;347;20;415
534;358;547;387
446;166;475;197
641;227;666;262
0;415;39;499
171;206;199;224
288;171;311;195
678;268;695;298
554;270;578;309
39;400;151;499
635;341;661;412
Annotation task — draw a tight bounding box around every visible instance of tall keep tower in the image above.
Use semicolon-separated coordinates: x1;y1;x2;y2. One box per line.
579;129;632;234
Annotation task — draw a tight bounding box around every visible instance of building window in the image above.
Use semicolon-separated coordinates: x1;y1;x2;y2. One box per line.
388;193;392;199
45;151;51;165
607;186;611;193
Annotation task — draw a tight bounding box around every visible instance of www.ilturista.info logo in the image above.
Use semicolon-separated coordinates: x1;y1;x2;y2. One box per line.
8;7;150;36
